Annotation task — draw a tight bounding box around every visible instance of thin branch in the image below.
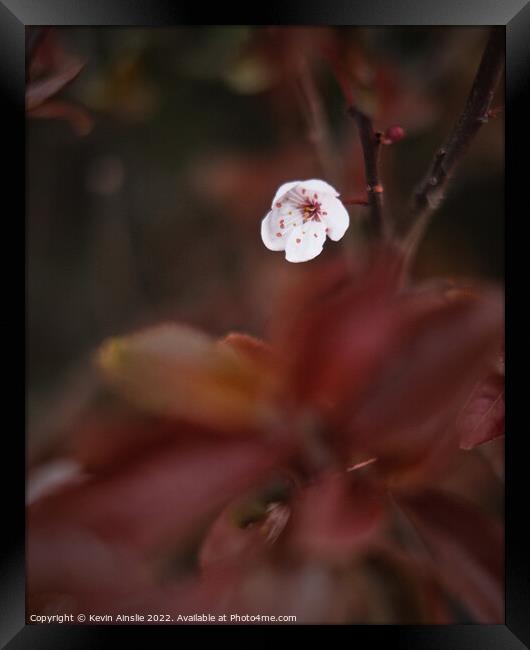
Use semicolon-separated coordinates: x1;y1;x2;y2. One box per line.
296;60;340;185
401;27;505;270
347;105;389;240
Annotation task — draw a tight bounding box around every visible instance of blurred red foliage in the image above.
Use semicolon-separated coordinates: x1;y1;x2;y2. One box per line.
26;28;92;135
26;26;504;625
28;248;504;623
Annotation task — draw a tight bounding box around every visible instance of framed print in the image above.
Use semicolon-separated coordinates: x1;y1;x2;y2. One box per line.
4;0;529;646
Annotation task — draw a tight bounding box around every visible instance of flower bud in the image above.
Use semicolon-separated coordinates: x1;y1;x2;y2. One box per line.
383;125;405;144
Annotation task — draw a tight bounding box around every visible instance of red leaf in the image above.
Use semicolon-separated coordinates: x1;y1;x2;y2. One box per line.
198;501;291;572
209;559;355;623
288;472;385;557
457;371;504;449
345;545;452;623
278;257;503;480
334;287;502;479
28;528;152;614
276;250;404;408
220;332;276;369
28;99;93;135
199;509;266;571
26;59;86;111
29;439;284;554
96;324;280;435
67;409;230;475
28;526;231;617
346;289;504;444
398;489;503;622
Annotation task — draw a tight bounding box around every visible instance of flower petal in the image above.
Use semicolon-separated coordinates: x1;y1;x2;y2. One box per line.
297;179;340;197
322;196;350;241
271;181;301;207
285;222;326;263
261;211;286;251
262;195;307;251
272;179;339;207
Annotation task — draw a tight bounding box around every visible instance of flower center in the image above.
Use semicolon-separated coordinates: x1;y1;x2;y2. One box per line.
301;200;322;223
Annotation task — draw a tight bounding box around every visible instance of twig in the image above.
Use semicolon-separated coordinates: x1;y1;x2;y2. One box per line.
320;41;390;241
296;59;340;184
347;105;389;240
401;27;505;272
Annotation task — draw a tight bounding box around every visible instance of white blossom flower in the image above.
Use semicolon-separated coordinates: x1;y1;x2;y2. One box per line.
261;179;349;263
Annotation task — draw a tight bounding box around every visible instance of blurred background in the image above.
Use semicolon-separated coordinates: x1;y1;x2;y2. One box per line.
27;26;503;464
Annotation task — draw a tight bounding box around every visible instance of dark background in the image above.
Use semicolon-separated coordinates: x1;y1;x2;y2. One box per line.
26;26;504;460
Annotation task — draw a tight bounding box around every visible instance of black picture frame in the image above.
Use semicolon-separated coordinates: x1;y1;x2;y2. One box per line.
6;0;529;646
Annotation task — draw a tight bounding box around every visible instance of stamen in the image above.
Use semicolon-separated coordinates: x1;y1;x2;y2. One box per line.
301;199;322;223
